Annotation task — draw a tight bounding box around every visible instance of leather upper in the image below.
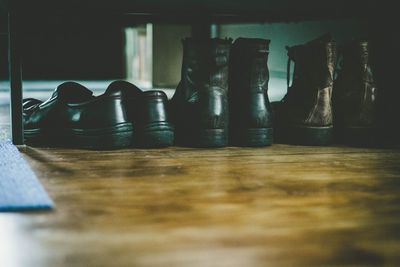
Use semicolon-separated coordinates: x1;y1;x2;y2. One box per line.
171;38;232;131
277;34;337;127
333;41;378;128
137;90;171;129
229;37;273;129
23;80;142;130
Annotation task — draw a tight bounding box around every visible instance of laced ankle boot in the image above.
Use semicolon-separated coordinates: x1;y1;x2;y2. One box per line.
229;38;273;146
333;41;379;146
170;38;232;147
275;34;337;145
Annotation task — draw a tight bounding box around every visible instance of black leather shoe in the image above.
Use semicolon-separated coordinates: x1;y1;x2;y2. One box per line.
23;81;141;149
229;38;273;146
136;90;174;148
170;38;232;147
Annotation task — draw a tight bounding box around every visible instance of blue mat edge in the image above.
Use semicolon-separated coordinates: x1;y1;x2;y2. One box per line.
0;139;55;212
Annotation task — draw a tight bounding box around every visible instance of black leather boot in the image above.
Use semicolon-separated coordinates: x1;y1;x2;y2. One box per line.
333;40;379;146
136;90;174;148
275;34;337;145
171;38;232;147
229;38;273;146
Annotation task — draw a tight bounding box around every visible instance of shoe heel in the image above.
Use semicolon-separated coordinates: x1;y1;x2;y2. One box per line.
138;129;174;148
24;129;60;147
232;128;273;147
71;124;134;149
75;131;134;149
198;129;228;147
277;126;333;146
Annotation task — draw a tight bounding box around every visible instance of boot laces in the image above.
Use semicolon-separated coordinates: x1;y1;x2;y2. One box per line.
283;45;298;103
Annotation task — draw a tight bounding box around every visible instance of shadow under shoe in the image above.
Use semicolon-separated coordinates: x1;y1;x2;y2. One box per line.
229;38;273;147
275;34;337;146
170;38;232;147
333;41;380;147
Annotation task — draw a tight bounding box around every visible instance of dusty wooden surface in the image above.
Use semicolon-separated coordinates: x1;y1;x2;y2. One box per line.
1;145;400;266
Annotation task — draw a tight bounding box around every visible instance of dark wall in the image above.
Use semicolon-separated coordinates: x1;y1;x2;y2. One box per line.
0;5;7;79
0;37;7;80
369;7;400;144
0;13;125;80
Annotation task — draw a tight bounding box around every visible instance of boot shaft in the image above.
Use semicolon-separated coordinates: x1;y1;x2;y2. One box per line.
334;40;378;128
288;34;337;91
230;38;270;93
278;34;337;129
339;41;374;82
181;38;232;94
229;38;273;133
172;38;232;147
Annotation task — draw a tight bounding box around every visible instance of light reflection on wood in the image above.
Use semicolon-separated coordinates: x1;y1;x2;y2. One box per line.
0;145;399;266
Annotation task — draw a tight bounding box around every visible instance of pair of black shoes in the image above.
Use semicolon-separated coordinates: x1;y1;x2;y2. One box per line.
170;38;273;147
23;81;174;149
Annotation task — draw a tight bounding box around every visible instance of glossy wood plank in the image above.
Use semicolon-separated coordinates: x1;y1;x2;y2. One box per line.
1;145;400;267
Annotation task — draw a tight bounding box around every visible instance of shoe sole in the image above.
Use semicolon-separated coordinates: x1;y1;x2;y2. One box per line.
198;129;227;147
176;128;228;148
25;123;134;149
231;128;273;147
68;123;134;149
24;128;60;147
276;125;333;146
137;122;174;148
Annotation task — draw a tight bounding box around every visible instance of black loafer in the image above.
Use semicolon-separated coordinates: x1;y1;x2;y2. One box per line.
23;80;142;149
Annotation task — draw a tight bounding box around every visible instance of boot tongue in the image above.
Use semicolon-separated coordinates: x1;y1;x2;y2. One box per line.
53;82;93;102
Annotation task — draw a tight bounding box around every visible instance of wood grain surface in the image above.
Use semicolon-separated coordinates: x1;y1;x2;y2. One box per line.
1;145;400;267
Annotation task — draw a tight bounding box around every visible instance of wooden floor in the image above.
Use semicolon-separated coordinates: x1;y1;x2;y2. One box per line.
1;144;400;266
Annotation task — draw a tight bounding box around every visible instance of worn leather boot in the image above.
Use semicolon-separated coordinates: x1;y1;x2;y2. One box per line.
170;38;232;147
229;38;273;146
333;41;379;146
275;34;336;145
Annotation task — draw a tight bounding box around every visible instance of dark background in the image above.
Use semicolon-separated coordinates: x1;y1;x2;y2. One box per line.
0;0;389;81
1;0;396;82
0;4;7;79
0;5;125;80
